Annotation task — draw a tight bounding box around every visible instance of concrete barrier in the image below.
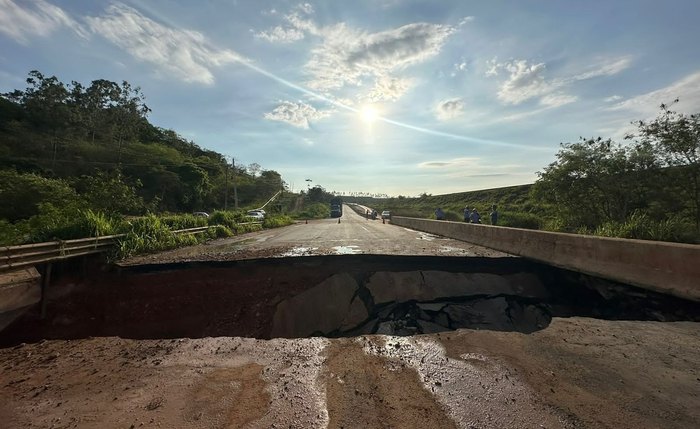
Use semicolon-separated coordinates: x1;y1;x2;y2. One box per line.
391;217;700;302
0;267;41;331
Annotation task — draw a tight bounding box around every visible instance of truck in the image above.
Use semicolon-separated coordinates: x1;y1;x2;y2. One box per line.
330;197;343;218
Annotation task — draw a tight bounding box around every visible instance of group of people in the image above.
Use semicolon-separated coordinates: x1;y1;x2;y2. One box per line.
434;205;499;225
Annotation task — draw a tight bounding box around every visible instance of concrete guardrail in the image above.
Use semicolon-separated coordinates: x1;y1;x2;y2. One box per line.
391;216;700;302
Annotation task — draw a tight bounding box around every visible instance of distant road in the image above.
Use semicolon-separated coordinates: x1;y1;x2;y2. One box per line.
125;204;509;264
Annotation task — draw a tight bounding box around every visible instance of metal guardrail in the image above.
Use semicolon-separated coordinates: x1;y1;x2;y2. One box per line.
0;225;260;272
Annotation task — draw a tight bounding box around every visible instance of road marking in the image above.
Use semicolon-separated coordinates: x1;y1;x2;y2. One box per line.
361;226;369;232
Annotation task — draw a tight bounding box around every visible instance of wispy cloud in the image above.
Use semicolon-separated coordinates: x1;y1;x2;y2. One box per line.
255;3;317;43
86;3;242;85
264;100;332;129
540;93;577;107
570;57;632;81
487;56;631;106
255;25;304;43
435;98;465;120
0;0;87;44
418;157;522;179
306;22;456;92
363;76;413;102
604;95;623;103
607;71;700;117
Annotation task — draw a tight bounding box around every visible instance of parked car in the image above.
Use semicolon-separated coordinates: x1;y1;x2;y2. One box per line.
193;211;209;218
381;210;391;220
246;210;264;221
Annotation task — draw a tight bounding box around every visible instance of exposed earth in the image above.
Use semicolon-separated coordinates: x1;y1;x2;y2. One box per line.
1;318;698;428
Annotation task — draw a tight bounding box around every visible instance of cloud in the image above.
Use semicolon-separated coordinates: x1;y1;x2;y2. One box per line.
458;16;475;26
296;3;315;15
306;22;456;92
0;0;87;43
604;95;623;103
419;157;480;168
418;157;522;179
364;76;413;102
607;71;700;117
571;57;632;81
485;57;500;77
489;56;631;105
540;93;577;107
255;25;304;43
86;3;242;85
264;100;332;128
435;98;465;120
495;60;553;104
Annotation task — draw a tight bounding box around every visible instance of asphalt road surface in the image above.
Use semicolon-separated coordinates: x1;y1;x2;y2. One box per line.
126;204;509;264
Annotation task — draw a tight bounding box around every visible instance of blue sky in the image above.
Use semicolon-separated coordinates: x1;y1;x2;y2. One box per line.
2;0;700;196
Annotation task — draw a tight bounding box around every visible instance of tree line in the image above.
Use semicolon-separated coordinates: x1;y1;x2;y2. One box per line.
534;101;699;242
0;70;285;223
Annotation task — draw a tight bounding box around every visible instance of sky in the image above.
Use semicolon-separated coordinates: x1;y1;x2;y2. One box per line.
2;0;700;196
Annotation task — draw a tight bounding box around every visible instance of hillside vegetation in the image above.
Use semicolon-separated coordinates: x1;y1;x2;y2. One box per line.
0;71;296;248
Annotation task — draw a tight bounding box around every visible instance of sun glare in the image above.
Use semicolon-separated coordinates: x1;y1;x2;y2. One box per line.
360;105;380;123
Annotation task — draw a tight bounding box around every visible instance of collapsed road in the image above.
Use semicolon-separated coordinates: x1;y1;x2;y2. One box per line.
1;205;699;428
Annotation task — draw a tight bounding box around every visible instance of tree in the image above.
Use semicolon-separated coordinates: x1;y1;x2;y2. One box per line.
72;170;146;215
634;102;700;230
533;137;657;228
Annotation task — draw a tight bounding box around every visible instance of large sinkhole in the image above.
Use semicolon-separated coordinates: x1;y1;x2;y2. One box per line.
1;255;699;346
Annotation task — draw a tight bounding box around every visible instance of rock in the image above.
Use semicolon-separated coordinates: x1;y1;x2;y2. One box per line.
502;273;549;299
375;321;396;335
339;296;369;331
417;320;449;334
417;303;447;312
432;312;450;328
508;302;551;333
366;272;424;305
444;298;512;331
366;271;548;305
344;318;378;336
271;273;359;338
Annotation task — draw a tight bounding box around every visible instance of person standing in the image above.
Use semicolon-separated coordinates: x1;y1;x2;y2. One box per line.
490;205;499;225
470;208;481;224
463;206;471;222
435;207;445;220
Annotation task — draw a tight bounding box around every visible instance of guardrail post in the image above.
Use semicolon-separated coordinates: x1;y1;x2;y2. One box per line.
40;262;53;319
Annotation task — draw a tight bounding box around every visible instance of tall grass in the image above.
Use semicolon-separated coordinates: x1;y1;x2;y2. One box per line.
592;212;697;243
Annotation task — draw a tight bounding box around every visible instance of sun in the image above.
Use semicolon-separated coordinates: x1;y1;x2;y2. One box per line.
360;105;380;123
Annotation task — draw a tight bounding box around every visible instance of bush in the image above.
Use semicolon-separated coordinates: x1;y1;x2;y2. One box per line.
499;211;541;230
0;219;26;246
593;212;698;243
208;210;245;229
263;214;294;228
160;213;207;230
26;206;117;242
294;203;330;219
115;214;200;258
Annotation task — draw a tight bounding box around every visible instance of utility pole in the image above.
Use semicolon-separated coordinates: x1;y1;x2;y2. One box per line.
224;160;229;210
232;156;239;209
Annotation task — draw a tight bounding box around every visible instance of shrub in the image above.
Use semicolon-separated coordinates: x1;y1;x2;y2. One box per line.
116;214;191;258
294;203;330;219
160;213;207;230
499;211;542;230
263;214;294;228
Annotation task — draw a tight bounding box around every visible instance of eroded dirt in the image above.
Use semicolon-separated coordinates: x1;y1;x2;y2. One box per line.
1;318;698;428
